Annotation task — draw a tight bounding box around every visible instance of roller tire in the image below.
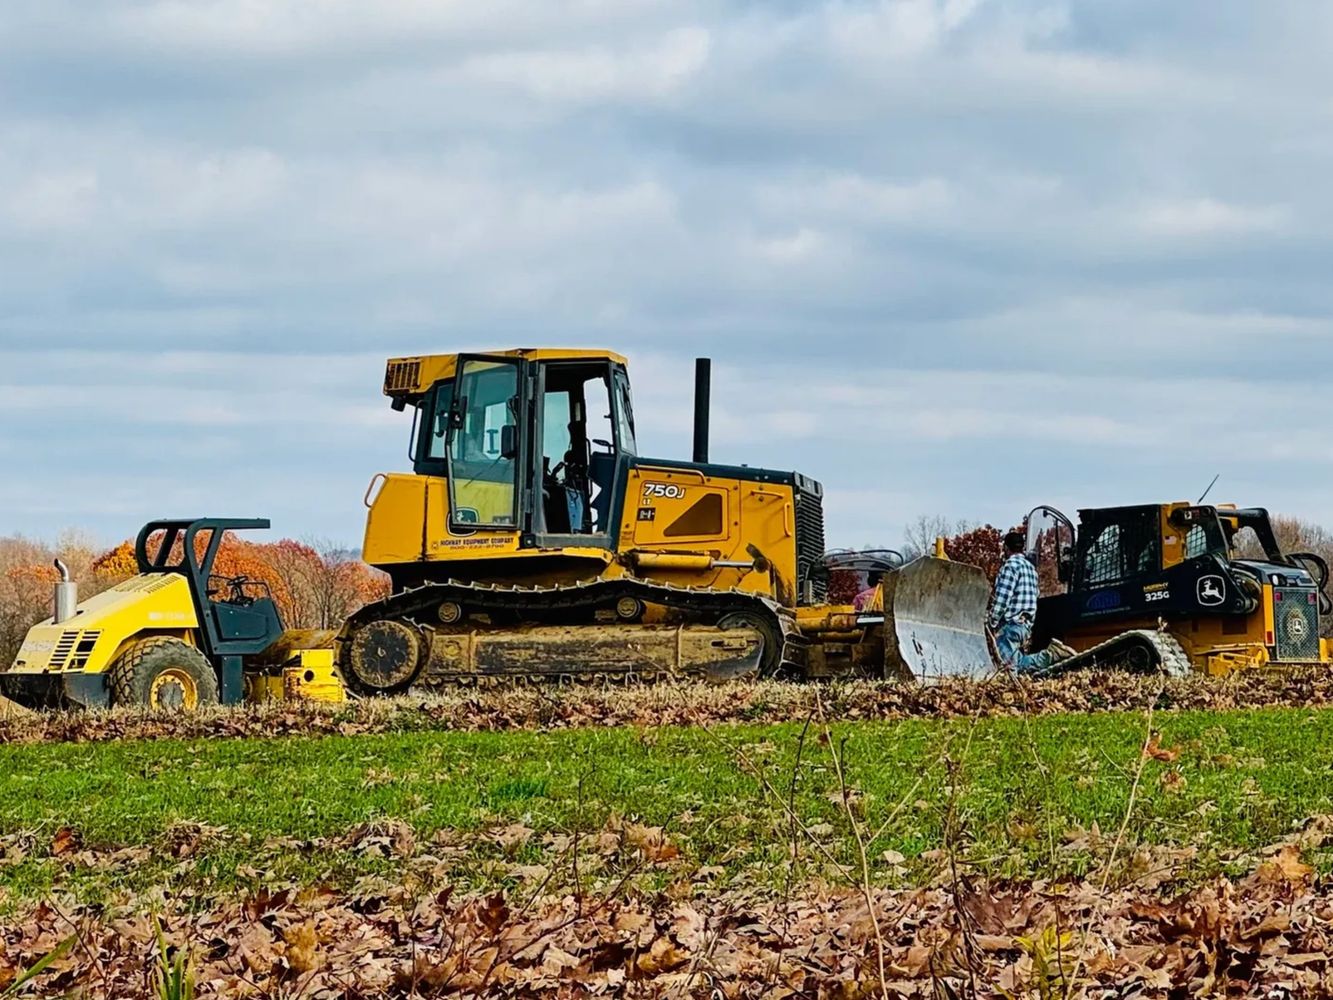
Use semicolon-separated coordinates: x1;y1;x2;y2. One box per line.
108;637;220;712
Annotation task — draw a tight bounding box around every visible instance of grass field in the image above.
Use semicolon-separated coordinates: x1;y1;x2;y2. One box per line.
2;703;1331;911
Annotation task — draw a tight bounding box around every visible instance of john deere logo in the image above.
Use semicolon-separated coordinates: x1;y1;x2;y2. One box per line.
449;507;480;537
1285;609;1310;641
1197;576;1226;607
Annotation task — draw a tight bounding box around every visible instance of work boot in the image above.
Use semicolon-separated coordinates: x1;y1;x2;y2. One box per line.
1047;639;1077;662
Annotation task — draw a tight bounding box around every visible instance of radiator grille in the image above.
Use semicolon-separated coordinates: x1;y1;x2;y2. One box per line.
115;576;174;594
50;630;102;671
794;483;827;605
1274;587;1321;661
49;632;78;670
69;631;100;670
384;359;422;394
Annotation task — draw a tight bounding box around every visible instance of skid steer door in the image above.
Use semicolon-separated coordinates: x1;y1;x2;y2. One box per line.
1024;506;1076;593
445;355;529;534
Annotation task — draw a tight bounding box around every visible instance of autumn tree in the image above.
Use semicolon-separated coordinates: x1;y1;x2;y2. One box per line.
91;541;138;584
901;514;974;560
942;524;1012;582
0;533;106;668
827;569;862;604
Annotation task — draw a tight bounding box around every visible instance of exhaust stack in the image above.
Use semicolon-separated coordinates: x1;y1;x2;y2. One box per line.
693;357;711;464
53;559;77;625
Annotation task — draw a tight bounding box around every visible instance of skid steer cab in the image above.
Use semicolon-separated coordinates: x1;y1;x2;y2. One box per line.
1;519;346;712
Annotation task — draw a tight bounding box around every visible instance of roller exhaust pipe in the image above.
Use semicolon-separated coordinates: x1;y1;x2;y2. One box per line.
693;357;711;464
52;559;77;624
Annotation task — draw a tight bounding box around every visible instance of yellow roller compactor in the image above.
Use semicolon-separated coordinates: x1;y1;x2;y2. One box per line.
2;520;345;710
342;349;992;692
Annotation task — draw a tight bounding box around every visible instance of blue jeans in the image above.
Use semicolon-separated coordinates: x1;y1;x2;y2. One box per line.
994;621;1054;675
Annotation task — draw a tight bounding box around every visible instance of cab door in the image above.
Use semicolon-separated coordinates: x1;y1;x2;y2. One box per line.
531;358;628;548
445;356;527;532
1025;505;1076;647
1024;505;1076;594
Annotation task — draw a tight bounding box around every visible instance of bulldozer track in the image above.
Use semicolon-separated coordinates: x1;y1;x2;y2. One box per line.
338;576;805;690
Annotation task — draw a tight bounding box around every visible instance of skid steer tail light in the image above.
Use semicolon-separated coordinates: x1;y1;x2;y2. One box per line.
1274;591;1284;601
1266;630;1275;646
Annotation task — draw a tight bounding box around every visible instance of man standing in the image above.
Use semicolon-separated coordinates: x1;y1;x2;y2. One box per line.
989;530;1072;674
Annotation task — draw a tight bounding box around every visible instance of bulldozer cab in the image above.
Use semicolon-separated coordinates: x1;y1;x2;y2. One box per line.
134;519;285;658
408;351;636;546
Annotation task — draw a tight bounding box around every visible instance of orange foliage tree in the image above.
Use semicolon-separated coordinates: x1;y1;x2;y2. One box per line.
0;533;103;668
942;525;1013;583
827;569;862;604
214;538;388;629
91;541;138;583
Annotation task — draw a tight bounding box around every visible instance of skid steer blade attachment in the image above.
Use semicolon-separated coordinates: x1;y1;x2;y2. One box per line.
881;556;994;682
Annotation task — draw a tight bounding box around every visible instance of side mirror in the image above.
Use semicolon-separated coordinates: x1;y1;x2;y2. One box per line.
500;424;519;460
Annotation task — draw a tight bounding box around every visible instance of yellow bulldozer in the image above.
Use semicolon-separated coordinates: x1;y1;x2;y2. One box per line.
342;350;992;693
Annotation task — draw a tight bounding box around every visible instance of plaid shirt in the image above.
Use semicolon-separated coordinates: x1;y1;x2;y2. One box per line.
990;553;1039;628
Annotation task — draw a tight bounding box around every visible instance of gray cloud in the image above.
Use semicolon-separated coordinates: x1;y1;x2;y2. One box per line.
3;0;1333;548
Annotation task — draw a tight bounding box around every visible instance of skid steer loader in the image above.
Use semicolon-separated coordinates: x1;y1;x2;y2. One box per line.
1025;502;1332;675
1;519;345;710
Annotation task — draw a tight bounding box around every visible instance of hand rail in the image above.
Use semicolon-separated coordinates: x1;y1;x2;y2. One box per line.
364;473;388;509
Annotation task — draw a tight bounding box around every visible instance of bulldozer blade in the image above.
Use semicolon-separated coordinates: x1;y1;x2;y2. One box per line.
880;556;994;682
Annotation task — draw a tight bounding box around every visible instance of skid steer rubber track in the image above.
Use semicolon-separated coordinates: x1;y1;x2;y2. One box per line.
1039;629;1193;679
337;576;802;694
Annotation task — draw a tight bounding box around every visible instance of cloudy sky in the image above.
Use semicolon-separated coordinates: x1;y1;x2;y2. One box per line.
2;0;1332;550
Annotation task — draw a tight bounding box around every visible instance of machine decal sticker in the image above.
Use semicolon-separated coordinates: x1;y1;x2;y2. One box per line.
448;507;479;537
1085;590;1121;612
642;482;687;501
637;507;656;522
1197;576;1226;607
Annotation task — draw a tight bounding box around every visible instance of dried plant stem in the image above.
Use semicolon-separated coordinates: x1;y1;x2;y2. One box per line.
814;689;891;1000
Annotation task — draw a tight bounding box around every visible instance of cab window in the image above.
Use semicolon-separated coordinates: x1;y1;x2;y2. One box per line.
1078;509;1160;587
614;370;637;456
448;360;520;528
414;380;454;475
539;363;620;535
